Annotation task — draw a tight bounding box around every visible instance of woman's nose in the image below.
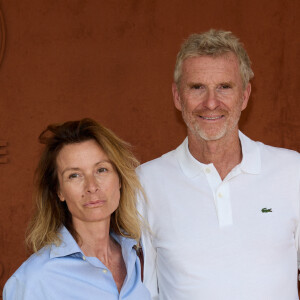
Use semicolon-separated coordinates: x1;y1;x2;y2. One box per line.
85;175;99;193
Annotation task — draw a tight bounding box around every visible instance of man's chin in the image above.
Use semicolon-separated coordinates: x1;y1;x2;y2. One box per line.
193;128;226;142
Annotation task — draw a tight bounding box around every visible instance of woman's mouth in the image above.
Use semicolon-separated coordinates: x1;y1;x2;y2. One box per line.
83;200;106;208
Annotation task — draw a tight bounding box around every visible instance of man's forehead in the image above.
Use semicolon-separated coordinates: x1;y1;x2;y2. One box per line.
179;53;243;86
183;52;239;66
182;53;239;73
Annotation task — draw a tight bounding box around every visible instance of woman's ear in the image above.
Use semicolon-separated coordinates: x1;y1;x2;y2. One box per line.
57;190;65;202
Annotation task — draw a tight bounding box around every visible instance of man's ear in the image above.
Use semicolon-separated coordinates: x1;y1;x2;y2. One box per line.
241;82;251;111
172;82;183;112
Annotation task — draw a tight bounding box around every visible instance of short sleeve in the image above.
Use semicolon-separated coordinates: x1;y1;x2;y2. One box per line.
137;189;159;300
297;182;300;271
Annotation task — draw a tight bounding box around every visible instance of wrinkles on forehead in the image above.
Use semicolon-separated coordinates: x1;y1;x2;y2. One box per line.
178;53;243;90
175;50;247;89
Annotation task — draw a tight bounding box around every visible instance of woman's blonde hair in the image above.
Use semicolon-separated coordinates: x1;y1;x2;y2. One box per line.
26;118;143;252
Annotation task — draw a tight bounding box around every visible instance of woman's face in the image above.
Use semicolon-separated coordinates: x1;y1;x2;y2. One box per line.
56;139;121;226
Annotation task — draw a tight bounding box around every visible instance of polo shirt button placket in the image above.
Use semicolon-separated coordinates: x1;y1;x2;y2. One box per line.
216;183;233;227
205;167;211;174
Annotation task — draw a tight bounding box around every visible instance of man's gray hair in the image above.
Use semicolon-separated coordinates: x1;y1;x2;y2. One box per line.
174;29;254;88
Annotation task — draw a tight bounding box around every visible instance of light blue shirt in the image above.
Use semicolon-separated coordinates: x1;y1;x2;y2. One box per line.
3;226;150;300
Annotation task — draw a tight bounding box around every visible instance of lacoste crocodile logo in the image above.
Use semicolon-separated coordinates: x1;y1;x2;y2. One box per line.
261;208;272;213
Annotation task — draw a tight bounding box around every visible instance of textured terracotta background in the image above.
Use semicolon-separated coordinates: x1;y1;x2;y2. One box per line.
0;0;299;294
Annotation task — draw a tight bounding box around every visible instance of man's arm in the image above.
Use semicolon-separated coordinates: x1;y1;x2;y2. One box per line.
297;270;300;298
137;186;159;300
141;230;159;300
297;183;300;297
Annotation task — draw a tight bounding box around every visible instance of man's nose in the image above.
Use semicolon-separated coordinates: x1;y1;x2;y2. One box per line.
203;89;220;110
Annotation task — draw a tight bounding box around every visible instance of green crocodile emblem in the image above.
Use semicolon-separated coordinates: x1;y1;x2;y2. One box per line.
261;208;272;213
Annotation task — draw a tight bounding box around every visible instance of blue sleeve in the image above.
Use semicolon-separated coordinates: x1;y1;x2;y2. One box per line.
3;275;25;300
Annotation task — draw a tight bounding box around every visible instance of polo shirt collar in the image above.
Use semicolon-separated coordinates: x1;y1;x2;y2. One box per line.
238;131;261;174
175;137;210;178
175;131;261;178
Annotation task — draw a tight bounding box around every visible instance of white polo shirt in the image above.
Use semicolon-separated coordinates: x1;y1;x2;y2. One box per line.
137;132;300;300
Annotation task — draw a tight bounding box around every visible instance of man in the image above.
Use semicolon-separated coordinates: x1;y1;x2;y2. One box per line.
138;29;300;300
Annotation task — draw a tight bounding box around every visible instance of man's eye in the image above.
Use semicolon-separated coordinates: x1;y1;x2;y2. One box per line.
220;84;231;89
68;173;79;179
97;167;108;173
191;84;203;90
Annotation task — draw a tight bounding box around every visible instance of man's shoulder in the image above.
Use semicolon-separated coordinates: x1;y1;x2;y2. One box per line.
242;132;300;165
136;141;188;187
257;140;300;163
137;147;179;175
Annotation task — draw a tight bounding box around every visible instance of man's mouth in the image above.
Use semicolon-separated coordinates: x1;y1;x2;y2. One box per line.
200;115;224;120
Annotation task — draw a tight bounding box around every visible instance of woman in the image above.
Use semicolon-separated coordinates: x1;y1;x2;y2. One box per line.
3;118;150;299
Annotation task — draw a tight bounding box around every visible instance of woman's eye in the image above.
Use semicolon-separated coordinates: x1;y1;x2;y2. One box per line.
68;173;79;179
97;167;108;173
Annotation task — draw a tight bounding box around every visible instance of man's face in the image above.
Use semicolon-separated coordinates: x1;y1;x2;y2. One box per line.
172;53;251;142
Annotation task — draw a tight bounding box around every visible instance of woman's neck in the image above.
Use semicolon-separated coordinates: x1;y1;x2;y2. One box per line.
73;218;114;264
71;218;127;292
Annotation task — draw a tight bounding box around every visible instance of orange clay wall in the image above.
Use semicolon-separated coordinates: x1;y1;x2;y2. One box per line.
0;0;299;295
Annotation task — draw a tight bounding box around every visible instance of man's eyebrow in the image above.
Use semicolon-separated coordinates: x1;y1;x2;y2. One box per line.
219;81;235;86
187;81;236;86
188;82;204;86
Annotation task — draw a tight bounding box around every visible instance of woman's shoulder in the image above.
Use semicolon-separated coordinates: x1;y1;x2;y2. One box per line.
7;247;51;285
3;247;52;299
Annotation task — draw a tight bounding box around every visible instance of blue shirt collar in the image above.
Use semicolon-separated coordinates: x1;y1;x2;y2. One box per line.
49;226;137;259
176;131;261;178
50;226;82;259
111;232;137;268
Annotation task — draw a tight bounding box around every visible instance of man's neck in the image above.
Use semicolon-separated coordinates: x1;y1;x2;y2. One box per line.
188;130;242;180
